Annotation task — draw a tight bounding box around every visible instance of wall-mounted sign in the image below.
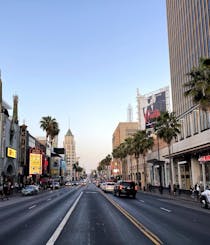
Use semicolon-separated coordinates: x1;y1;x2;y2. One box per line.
6;147;17;158
198;155;210;162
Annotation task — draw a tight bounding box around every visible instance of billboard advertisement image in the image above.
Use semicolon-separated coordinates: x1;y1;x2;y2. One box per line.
143;90;167;128
29;153;42;175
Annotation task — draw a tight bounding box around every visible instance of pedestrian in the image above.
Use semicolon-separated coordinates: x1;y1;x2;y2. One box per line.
194;183;200;200
173;184;177;196
168;184;171;195
159;184;163;194
177;184;181;195
3;182;9;200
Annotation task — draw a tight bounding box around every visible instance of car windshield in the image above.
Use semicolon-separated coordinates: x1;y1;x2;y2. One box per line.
122;182;134;187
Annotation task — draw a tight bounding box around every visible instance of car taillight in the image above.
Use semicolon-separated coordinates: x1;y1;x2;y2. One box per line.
135;185;138;191
119;185;123;190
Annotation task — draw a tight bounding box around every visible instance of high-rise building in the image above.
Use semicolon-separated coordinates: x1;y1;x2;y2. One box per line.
63;129;76;180
166;0;210;189
166;0;210;116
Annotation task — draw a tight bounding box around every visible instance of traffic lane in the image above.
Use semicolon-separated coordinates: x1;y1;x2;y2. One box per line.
136;191;203;211
0;187;83;245
0;187;78;223
55;186;154;245
109;191;210;244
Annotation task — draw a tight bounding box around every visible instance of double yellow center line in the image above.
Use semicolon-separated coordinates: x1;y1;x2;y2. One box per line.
100;190;163;245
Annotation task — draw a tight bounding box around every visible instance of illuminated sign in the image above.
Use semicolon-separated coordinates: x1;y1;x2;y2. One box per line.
29;153;42;175
7;147;17;158
198;155;210;162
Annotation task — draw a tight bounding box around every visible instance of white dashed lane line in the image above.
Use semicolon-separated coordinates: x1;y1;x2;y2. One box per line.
28;205;37;210
160;207;171;212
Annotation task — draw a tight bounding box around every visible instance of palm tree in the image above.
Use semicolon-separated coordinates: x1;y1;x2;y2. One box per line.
98;154;112;179
155;111;180;187
118;143;128;179
132;130;154;189
40;116;60;146
112;144;127;179
184;57;210;111
124;137;134;180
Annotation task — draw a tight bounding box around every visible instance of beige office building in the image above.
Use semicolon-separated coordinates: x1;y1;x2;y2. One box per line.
112;122;139;180
166;0;210;189
112;122;139;149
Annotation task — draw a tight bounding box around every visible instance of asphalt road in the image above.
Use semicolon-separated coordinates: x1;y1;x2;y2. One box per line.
0;183;209;245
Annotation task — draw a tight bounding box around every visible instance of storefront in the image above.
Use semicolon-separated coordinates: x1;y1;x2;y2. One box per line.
198;155;210;188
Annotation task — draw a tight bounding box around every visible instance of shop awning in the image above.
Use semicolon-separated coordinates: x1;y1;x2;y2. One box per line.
147;159;165;165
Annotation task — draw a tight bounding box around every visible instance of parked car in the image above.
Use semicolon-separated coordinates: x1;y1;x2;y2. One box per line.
50;182;60;189
113;180;137;198
104;182;115;193
65;182;72;187
200;187;210;209
21;185;39;196
100;182;106;191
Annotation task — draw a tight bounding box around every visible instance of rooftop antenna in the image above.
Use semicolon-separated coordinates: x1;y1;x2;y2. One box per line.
127;104;133;122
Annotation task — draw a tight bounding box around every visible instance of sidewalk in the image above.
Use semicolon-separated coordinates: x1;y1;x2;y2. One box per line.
0;191;27;208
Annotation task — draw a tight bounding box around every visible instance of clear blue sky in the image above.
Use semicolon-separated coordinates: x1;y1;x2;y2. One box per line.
0;0;170;173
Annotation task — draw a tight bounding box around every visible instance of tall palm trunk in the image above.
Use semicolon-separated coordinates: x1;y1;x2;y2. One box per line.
143;155;147;189
136;156;140;186
130;155;133;180
168;144;173;187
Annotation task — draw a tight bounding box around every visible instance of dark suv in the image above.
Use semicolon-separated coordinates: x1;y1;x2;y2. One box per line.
113;180;137;198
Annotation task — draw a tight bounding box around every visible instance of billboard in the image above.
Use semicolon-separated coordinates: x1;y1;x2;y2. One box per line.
29;152;42;175
143;90;167;128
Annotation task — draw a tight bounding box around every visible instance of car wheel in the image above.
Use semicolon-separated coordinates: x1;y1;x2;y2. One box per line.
201;197;208;209
117;191;121;197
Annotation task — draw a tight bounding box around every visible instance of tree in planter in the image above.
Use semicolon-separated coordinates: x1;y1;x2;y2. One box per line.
155;111;180;187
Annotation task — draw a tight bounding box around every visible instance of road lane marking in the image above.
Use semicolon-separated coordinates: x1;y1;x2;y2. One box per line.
47;198;51;201
140;200;145;203
160;207;171;213
100;190;163;245
46;191;83;245
28;205;36;209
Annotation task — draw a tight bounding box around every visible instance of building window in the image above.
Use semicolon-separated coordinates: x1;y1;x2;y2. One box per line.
180;119;184;140
200;110;209;131
192;110;199;134
186;114;191;137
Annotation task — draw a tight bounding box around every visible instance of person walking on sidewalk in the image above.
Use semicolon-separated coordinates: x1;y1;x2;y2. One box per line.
168;183;171;195
194;183;200;200
3;182;9;200
173;184;177;196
